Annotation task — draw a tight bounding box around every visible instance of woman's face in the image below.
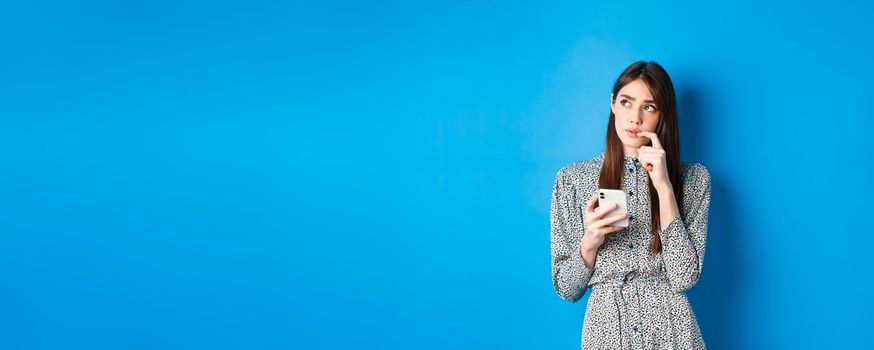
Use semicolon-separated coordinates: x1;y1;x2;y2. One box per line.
611;79;661;151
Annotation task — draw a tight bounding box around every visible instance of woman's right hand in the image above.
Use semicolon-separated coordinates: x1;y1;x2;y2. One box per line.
580;191;628;252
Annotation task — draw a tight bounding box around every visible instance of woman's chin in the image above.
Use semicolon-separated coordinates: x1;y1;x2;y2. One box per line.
618;139;635;146
619;140;646;149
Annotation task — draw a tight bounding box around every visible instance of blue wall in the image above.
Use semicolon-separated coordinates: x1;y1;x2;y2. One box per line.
1;1;871;349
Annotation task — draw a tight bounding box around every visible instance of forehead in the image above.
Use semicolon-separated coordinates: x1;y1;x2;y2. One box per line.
617;79;653;100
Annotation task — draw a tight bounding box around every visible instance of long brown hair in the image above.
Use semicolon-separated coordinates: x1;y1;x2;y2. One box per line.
598;61;683;254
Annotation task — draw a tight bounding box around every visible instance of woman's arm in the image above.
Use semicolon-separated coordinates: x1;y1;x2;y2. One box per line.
550;167;594;303
654;164;712;293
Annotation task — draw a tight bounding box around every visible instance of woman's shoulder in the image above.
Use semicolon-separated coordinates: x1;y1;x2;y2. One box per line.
556;152;604;179
680;161;712;191
554;154;711;190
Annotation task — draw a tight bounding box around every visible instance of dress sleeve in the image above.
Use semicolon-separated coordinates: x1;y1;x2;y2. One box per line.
658;164;712;293
550;167;594;303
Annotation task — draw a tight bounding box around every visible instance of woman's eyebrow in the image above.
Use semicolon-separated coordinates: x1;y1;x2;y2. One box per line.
619;93;654;103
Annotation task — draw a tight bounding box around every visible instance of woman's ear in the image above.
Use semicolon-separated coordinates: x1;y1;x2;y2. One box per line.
609;93;615;114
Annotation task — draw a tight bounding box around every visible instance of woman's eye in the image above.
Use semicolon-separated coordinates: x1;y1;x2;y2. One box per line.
645;105;657;112
621;100;631;107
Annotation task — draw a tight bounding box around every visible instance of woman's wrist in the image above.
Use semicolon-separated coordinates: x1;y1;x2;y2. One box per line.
655;182;673;195
655;183;681;230
579;240;598;269
580;236;597;253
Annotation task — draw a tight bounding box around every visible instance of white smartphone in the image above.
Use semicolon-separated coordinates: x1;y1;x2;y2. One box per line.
596;188;629;227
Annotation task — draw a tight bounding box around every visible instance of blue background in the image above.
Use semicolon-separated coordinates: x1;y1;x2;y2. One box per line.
1;1;872;349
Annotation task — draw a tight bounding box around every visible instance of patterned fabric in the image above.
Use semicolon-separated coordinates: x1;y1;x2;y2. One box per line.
550;151;712;350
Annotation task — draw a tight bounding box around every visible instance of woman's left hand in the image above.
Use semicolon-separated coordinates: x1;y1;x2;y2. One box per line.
635;131;672;191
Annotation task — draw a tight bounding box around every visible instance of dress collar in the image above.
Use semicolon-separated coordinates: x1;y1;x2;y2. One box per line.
623;155;640;166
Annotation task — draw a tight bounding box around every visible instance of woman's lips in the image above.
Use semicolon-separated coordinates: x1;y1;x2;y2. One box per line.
625;130;638;138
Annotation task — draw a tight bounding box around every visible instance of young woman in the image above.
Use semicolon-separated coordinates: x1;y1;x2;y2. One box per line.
550;61;712;349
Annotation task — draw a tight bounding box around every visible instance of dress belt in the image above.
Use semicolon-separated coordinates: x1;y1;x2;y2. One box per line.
592;271;667;349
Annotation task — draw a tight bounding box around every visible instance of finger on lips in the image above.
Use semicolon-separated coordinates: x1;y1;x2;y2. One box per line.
636;131;663;149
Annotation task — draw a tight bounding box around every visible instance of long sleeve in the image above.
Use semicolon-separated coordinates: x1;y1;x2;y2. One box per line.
658;164;712;293
550;167;594;303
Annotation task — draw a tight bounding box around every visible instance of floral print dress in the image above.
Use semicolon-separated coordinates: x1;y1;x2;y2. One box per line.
550;151;712;349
